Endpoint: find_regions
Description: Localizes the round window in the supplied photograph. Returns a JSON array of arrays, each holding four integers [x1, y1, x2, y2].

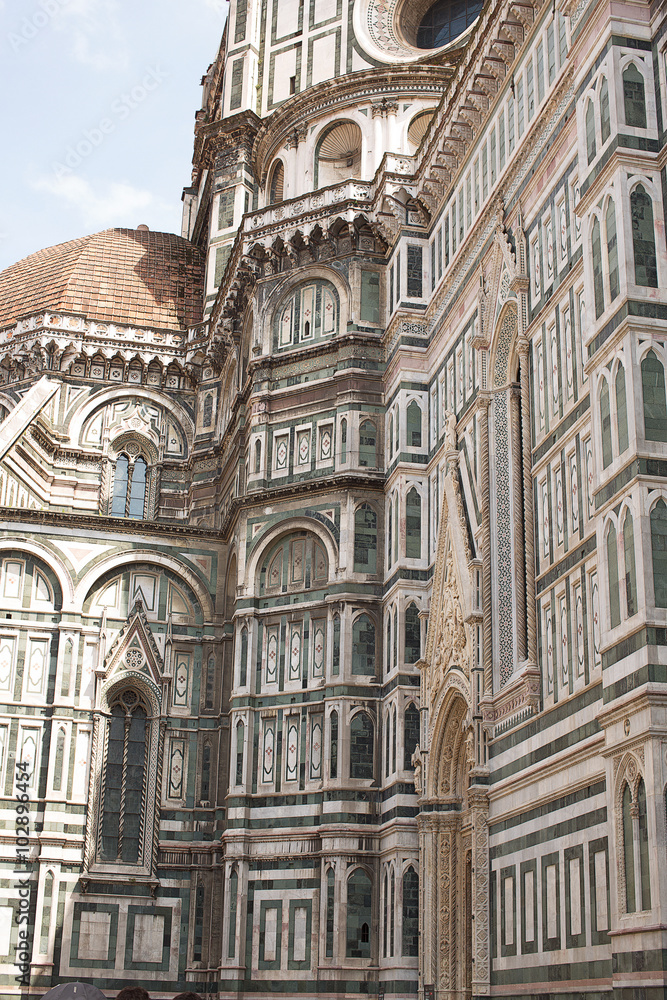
[[415, 0, 484, 49]]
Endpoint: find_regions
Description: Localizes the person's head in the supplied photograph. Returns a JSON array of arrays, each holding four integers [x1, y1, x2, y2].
[[174, 994, 204, 1000], [116, 989, 150, 1000]]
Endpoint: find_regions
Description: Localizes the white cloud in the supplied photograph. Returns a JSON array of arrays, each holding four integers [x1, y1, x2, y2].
[[31, 174, 172, 231], [53, 0, 129, 71]]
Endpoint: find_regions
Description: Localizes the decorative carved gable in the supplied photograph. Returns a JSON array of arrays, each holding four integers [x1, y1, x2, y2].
[[102, 598, 164, 688], [422, 461, 474, 714]]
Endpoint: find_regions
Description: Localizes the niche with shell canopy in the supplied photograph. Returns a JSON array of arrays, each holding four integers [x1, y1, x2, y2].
[[315, 121, 363, 188]]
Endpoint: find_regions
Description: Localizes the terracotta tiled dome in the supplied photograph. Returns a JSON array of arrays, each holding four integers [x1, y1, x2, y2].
[[0, 228, 205, 332]]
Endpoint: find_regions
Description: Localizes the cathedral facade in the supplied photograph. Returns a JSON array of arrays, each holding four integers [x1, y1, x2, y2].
[[1, 0, 667, 997]]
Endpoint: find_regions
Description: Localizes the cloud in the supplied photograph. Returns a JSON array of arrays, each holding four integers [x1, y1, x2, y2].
[[53, 0, 129, 71], [31, 173, 172, 231]]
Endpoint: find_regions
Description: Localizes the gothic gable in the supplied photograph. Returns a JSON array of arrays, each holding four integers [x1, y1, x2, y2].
[[102, 598, 164, 691]]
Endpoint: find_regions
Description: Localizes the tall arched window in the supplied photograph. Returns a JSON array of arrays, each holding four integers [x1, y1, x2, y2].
[[354, 504, 377, 573], [631, 186, 658, 288], [600, 77, 610, 144], [326, 868, 335, 957], [623, 63, 647, 128], [600, 380, 613, 469], [392, 705, 397, 774], [407, 401, 422, 448], [111, 454, 148, 519], [340, 418, 348, 462], [404, 704, 419, 771], [623, 782, 636, 912], [388, 414, 394, 457], [383, 869, 389, 957], [350, 712, 374, 778], [269, 160, 285, 205], [388, 501, 393, 567], [607, 523, 620, 628], [39, 870, 54, 954], [623, 511, 637, 618], [228, 869, 238, 959], [385, 711, 391, 778], [352, 614, 376, 675], [254, 440, 262, 474], [406, 489, 422, 558], [200, 742, 211, 802], [359, 420, 377, 468], [586, 100, 596, 164], [592, 217, 604, 318], [393, 494, 399, 562], [240, 627, 248, 687], [53, 727, 66, 792], [386, 613, 392, 673], [637, 778, 651, 910], [651, 499, 667, 607], [332, 614, 341, 675], [330, 710, 338, 778], [402, 867, 419, 956], [616, 365, 629, 454], [235, 721, 245, 785], [404, 603, 421, 664], [346, 869, 372, 958], [606, 199, 619, 302], [642, 351, 667, 442], [99, 689, 148, 864]]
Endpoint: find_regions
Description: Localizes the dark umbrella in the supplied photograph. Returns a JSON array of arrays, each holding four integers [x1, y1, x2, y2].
[[41, 985, 107, 1000]]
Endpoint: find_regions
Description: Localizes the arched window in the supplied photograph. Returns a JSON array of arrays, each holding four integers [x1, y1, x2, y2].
[[642, 351, 667, 442], [359, 420, 377, 468], [637, 777, 651, 910], [600, 379, 613, 469], [392, 706, 397, 774], [607, 523, 620, 628], [354, 504, 377, 574], [347, 869, 372, 958], [53, 727, 66, 792], [111, 454, 148, 519], [254, 440, 262, 474], [39, 870, 54, 954], [631, 186, 658, 288], [407, 401, 422, 448], [330, 710, 338, 778], [383, 869, 389, 957], [200, 742, 211, 802], [393, 494, 399, 562], [386, 614, 392, 673], [616, 365, 629, 454], [388, 414, 394, 457], [585, 100, 596, 164], [341, 418, 348, 462], [393, 607, 398, 669], [275, 281, 339, 349], [240, 627, 248, 687], [259, 533, 329, 595], [203, 394, 213, 428], [404, 603, 421, 664], [332, 614, 341, 675], [600, 77, 610, 144], [205, 655, 215, 710], [390, 868, 395, 957], [316, 121, 362, 188], [592, 217, 604, 319], [269, 160, 285, 205], [406, 488, 422, 558], [388, 501, 393, 567], [350, 711, 374, 778], [326, 868, 335, 957], [228, 869, 238, 959], [193, 882, 205, 962], [99, 689, 148, 864], [623, 782, 636, 912], [352, 614, 376, 674], [235, 721, 245, 785], [606, 199, 619, 302], [402, 867, 419, 956], [404, 704, 419, 771], [651, 499, 667, 607], [623, 511, 637, 618], [623, 63, 647, 128], [385, 711, 391, 778]]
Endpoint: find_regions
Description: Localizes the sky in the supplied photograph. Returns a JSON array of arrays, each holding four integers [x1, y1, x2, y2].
[[0, 0, 228, 271]]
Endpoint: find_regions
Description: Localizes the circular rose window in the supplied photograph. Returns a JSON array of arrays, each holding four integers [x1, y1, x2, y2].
[[415, 0, 484, 48]]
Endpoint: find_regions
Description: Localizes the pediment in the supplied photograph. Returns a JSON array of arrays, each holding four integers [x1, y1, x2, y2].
[[103, 598, 164, 685]]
